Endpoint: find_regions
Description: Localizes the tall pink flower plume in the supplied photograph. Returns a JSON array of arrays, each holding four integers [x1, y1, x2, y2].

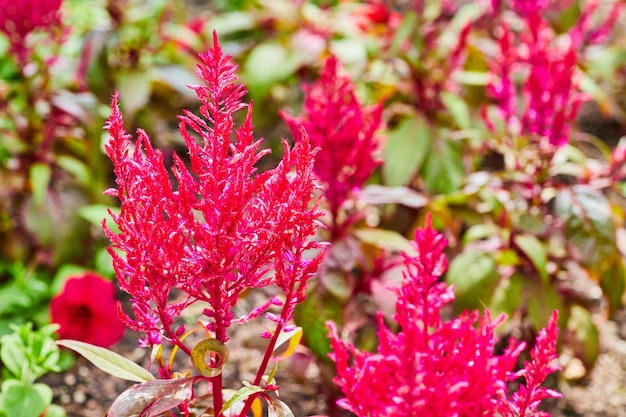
[[0, 0, 63, 61], [328, 214, 561, 416], [103, 32, 325, 348], [488, 10, 582, 147], [281, 56, 383, 235]]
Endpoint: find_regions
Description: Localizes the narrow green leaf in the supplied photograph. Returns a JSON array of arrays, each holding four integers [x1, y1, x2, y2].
[[354, 228, 415, 254], [78, 204, 120, 233], [450, 70, 489, 85], [514, 234, 548, 284], [56, 340, 154, 382], [29, 163, 51, 207], [441, 92, 472, 130], [221, 386, 264, 414], [390, 11, 417, 56], [567, 305, 600, 369], [527, 278, 563, 334]]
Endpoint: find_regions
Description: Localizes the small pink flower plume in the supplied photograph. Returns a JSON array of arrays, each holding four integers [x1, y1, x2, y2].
[[487, 9, 583, 147], [0, 0, 63, 61], [103, 32, 325, 347], [281, 56, 384, 234], [328, 214, 561, 417]]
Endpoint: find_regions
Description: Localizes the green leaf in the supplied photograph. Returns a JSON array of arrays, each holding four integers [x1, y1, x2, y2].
[[383, 113, 431, 187], [555, 186, 617, 269], [353, 228, 415, 254], [1, 381, 51, 417], [294, 287, 343, 361], [450, 70, 489, 85], [360, 185, 428, 208], [421, 136, 465, 195], [117, 70, 152, 121], [447, 251, 499, 312], [489, 271, 525, 318], [514, 234, 548, 284], [242, 42, 300, 99], [43, 404, 66, 417], [78, 204, 120, 233], [527, 278, 563, 333], [0, 336, 28, 379], [567, 305, 600, 369], [462, 224, 499, 244], [29, 163, 51, 207], [390, 11, 417, 56], [600, 259, 626, 315], [441, 92, 471, 129], [267, 398, 295, 417], [56, 340, 154, 382], [221, 386, 264, 414], [108, 378, 196, 417], [56, 156, 91, 186]]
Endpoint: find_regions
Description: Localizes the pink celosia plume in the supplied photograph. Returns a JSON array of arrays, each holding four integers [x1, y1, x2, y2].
[[0, 0, 63, 61], [328, 215, 561, 416], [281, 56, 384, 235], [103, 32, 325, 349], [487, 8, 582, 147]]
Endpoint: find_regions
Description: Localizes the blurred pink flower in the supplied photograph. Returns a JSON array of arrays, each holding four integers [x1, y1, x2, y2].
[[0, 0, 63, 61], [281, 56, 383, 236], [51, 272, 125, 347]]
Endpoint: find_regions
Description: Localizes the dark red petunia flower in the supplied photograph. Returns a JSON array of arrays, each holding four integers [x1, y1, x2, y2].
[[50, 272, 125, 348]]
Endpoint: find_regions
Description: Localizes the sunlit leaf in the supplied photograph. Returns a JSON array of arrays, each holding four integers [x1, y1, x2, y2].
[[221, 386, 264, 415], [117, 70, 152, 121], [360, 185, 429, 208], [354, 228, 415, 254], [441, 92, 472, 130], [567, 305, 600, 369], [56, 340, 154, 382], [514, 234, 548, 284], [421, 135, 464, 195], [447, 251, 499, 312], [29, 163, 50, 207]]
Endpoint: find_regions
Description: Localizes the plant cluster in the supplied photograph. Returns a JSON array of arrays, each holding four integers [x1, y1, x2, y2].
[[0, 0, 625, 415], [53, 33, 561, 417]]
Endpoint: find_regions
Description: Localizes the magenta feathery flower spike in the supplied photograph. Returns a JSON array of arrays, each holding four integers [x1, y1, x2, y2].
[[328, 214, 560, 416], [104, 32, 325, 349], [499, 310, 562, 417], [488, 9, 581, 147], [281, 56, 384, 235]]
